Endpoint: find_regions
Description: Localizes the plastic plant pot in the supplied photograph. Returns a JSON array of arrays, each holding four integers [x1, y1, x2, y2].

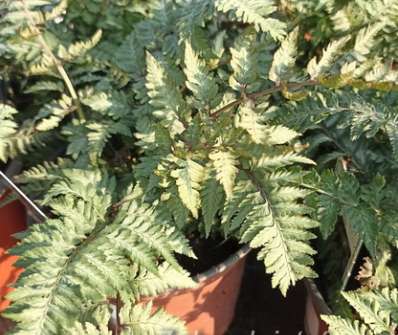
[[304, 279, 331, 335], [0, 191, 27, 334]]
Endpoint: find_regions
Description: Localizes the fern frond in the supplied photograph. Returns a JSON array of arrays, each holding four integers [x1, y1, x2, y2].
[[57, 30, 102, 62], [0, 104, 18, 162], [69, 322, 111, 335], [229, 32, 260, 92], [170, 159, 205, 218], [269, 27, 299, 83], [307, 36, 351, 79], [25, 80, 64, 93], [215, 0, 286, 40], [322, 315, 372, 335], [235, 104, 299, 145], [201, 170, 224, 237], [5, 171, 193, 334], [183, 41, 219, 109], [0, 104, 48, 162], [35, 94, 73, 131], [119, 302, 188, 335], [366, 288, 398, 322], [342, 290, 393, 334], [209, 149, 239, 199], [354, 23, 385, 61], [385, 121, 398, 161], [255, 151, 315, 169], [235, 175, 318, 295], [145, 53, 186, 137], [323, 288, 398, 335]]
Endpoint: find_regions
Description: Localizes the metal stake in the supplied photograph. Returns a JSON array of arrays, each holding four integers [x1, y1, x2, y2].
[[0, 170, 47, 222]]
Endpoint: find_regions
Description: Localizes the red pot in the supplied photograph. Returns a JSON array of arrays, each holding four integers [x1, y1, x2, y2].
[[0, 191, 27, 334], [304, 279, 331, 335]]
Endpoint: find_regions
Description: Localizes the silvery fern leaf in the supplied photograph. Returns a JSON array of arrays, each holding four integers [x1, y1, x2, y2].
[[183, 41, 219, 109], [269, 27, 299, 83], [322, 315, 373, 335], [170, 159, 205, 218], [0, 104, 18, 162], [4, 170, 193, 334], [307, 36, 351, 79], [209, 149, 239, 199], [145, 53, 187, 137], [119, 302, 188, 335], [215, 0, 286, 40]]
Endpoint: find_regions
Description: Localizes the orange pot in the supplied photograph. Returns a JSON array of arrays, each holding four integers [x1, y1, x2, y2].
[[142, 246, 250, 335], [304, 279, 331, 335]]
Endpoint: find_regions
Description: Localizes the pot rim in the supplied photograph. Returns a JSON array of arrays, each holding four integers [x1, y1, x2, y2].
[[193, 244, 250, 284], [141, 244, 251, 301]]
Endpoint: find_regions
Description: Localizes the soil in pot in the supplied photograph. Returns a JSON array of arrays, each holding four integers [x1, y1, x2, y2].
[[227, 253, 307, 334], [176, 235, 240, 275]]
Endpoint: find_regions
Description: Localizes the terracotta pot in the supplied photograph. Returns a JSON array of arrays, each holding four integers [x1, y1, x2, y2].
[[141, 245, 250, 335], [304, 279, 331, 335], [0, 191, 27, 334]]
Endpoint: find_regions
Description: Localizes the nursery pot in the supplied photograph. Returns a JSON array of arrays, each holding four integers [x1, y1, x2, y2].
[[0, 191, 27, 334], [141, 245, 250, 335], [304, 279, 331, 335]]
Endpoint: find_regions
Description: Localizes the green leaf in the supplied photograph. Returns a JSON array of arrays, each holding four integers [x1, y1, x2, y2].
[[170, 159, 205, 218], [322, 315, 372, 335], [307, 36, 350, 79], [343, 206, 378, 257], [317, 195, 339, 240], [354, 23, 385, 60], [269, 27, 299, 83], [256, 151, 315, 169], [184, 41, 219, 109], [0, 104, 18, 162], [342, 290, 393, 334], [236, 105, 299, 145], [209, 149, 239, 199], [5, 171, 193, 334], [119, 302, 188, 335], [35, 94, 73, 131], [215, 0, 286, 40], [201, 170, 224, 237], [145, 53, 186, 137], [57, 30, 102, 62], [229, 31, 260, 92]]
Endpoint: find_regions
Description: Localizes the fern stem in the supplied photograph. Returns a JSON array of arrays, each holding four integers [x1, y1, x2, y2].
[[20, 0, 86, 122], [210, 80, 318, 118], [115, 293, 121, 335]]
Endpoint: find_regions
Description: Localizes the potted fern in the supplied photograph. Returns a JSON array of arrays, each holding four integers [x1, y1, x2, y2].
[[1, 1, 315, 333], [1, 1, 398, 335]]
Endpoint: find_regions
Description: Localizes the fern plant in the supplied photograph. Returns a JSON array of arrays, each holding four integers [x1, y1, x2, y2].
[[2, 0, 398, 334]]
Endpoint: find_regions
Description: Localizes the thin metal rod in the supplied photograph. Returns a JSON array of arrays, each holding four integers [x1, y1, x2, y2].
[[0, 170, 47, 222], [341, 239, 363, 292]]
